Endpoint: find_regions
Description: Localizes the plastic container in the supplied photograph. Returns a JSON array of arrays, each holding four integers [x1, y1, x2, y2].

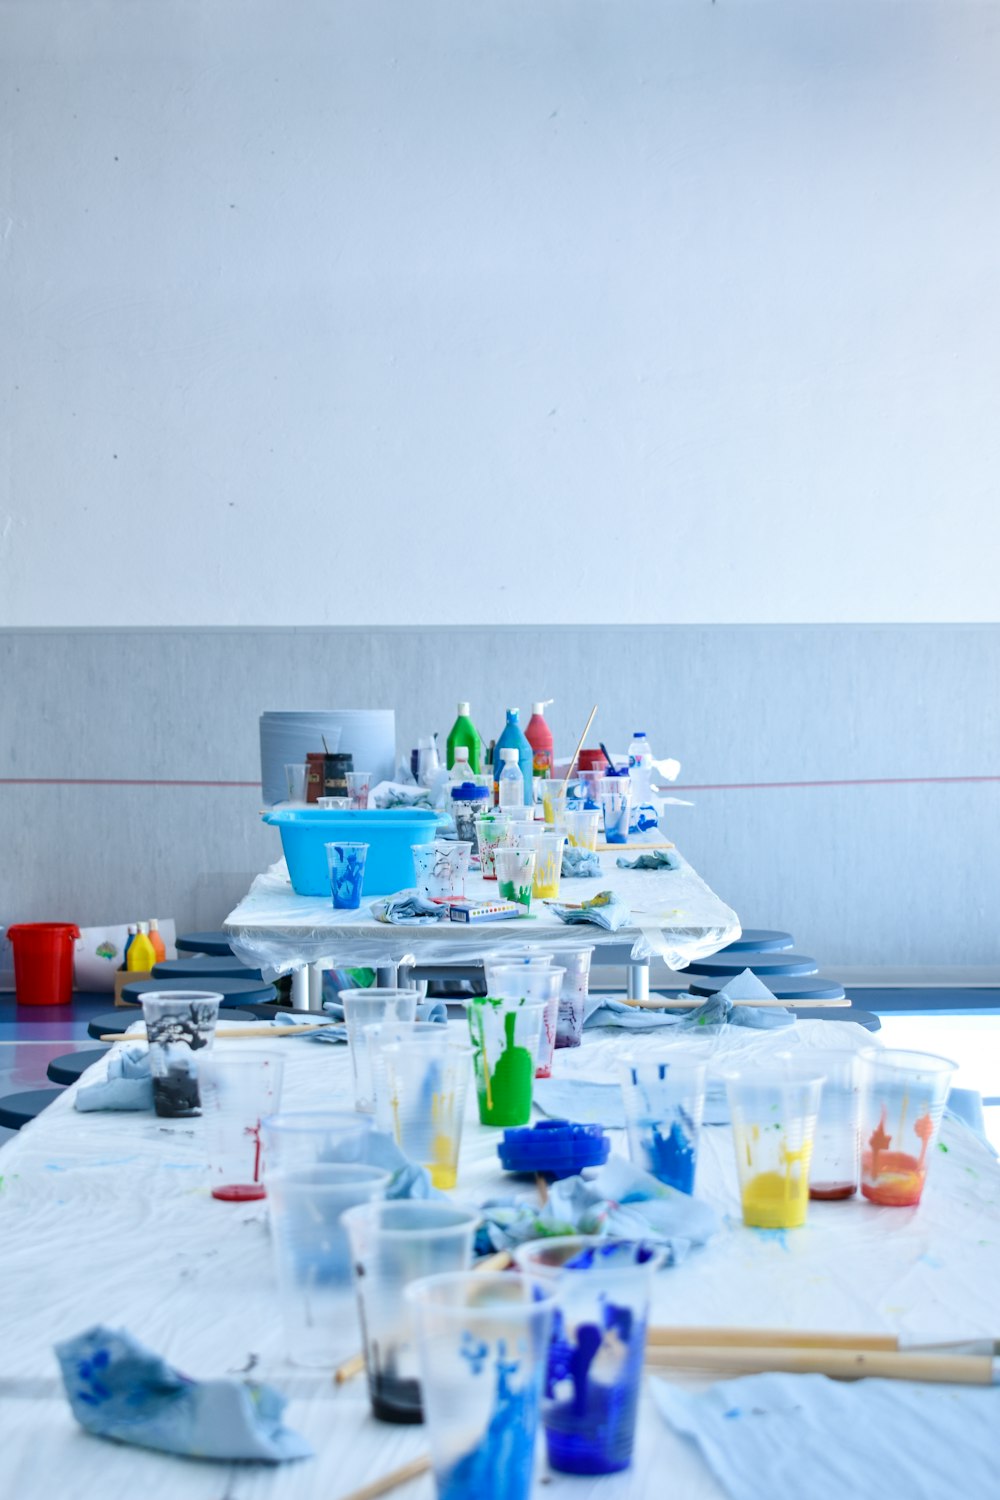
[[498, 1120, 610, 1179], [724, 1063, 824, 1229], [127, 923, 156, 973], [858, 1047, 955, 1207], [147, 919, 167, 964], [498, 747, 524, 810], [525, 701, 555, 779], [451, 782, 491, 844], [7, 923, 81, 1006], [446, 703, 483, 774], [808, 1050, 862, 1200], [261, 807, 439, 897], [492, 709, 532, 806], [618, 1051, 707, 1193]]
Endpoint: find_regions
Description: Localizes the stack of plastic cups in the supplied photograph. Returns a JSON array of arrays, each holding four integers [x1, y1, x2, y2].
[[808, 1050, 863, 1200], [486, 961, 566, 1080], [858, 1047, 956, 1207], [512, 1238, 663, 1476], [379, 1033, 474, 1189], [467, 994, 547, 1126], [344, 1202, 480, 1424], [724, 1063, 825, 1229], [405, 1272, 556, 1500], [618, 1051, 707, 1193], [554, 946, 594, 1048], [339, 987, 418, 1113]]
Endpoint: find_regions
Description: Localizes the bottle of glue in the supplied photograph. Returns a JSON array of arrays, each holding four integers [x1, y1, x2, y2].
[[525, 701, 554, 780]]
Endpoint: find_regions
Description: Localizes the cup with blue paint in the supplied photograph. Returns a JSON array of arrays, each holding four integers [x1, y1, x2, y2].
[[617, 1050, 708, 1194], [325, 841, 369, 909], [599, 778, 631, 845], [405, 1271, 556, 1500], [511, 1237, 663, 1476]]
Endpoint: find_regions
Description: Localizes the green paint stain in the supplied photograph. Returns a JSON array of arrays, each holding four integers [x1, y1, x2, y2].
[[938, 1142, 949, 1153]]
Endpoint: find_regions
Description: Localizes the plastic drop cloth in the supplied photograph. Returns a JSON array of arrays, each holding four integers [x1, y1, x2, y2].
[[224, 851, 740, 978]]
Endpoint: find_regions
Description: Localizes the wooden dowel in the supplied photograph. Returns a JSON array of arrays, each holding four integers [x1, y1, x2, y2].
[[645, 1345, 996, 1385], [564, 704, 598, 787], [647, 1327, 899, 1352], [620, 997, 850, 1011], [99, 1023, 336, 1043], [337, 1454, 432, 1500]]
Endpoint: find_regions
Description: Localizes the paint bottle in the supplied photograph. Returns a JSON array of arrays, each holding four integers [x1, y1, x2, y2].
[[492, 709, 532, 806], [525, 700, 554, 780], [498, 748, 524, 811], [126, 922, 156, 973], [120, 924, 137, 971], [147, 918, 167, 964], [449, 746, 472, 782], [446, 703, 483, 774]]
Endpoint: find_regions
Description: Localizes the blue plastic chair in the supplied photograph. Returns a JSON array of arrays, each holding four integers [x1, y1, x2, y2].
[[0, 1088, 63, 1130], [685, 951, 819, 979], [47, 1048, 110, 1085], [688, 974, 845, 1001], [174, 931, 234, 957], [719, 929, 794, 954]]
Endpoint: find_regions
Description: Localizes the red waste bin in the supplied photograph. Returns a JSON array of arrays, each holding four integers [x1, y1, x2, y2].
[[6, 923, 81, 1006]]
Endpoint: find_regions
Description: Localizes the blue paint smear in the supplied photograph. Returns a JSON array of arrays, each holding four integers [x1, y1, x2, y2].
[[542, 1301, 646, 1475], [640, 1117, 696, 1194], [752, 1228, 790, 1251], [438, 1342, 538, 1500]]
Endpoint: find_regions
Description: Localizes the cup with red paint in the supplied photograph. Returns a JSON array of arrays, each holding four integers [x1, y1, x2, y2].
[[808, 1049, 862, 1200], [200, 1051, 285, 1201], [858, 1048, 956, 1207]]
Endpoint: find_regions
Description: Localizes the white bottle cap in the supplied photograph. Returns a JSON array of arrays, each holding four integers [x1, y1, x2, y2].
[[501, 747, 519, 763], [532, 700, 553, 715], [457, 701, 470, 715], [149, 918, 159, 931], [127, 924, 137, 935], [455, 747, 470, 761], [138, 921, 149, 934]]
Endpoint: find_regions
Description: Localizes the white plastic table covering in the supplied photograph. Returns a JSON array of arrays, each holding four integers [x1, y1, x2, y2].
[[2, 1020, 999, 1500], [223, 849, 741, 977]]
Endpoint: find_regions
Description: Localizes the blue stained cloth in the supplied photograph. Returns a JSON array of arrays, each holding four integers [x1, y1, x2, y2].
[[549, 891, 632, 932], [615, 849, 680, 871], [583, 990, 793, 1033], [650, 1373, 1000, 1500], [476, 1156, 717, 1262], [56, 1326, 311, 1464], [370, 889, 444, 924], [75, 1048, 154, 1113], [561, 848, 603, 879]]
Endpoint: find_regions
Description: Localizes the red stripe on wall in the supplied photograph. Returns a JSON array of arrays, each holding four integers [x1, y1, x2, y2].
[[0, 775, 997, 791]]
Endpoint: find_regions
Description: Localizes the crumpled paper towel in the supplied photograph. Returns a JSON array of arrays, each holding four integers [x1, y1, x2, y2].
[[56, 1326, 311, 1463], [561, 847, 603, 879], [75, 1048, 153, 1113], [615, 849, 680, 871], [548, 890, 632, 931], [370, 889, 444, 925]]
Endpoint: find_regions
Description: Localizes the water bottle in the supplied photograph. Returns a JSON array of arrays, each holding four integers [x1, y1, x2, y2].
[[498, 748, 524, 810], [627, 731, 654, 807]]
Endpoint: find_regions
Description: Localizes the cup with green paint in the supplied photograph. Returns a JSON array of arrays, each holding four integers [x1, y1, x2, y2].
[[467, 994, 547, 1126], [494, 846, 536, 916]]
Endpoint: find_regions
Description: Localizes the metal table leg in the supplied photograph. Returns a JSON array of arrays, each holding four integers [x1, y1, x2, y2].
[[376, 963, 398, 987], [626, 958, 650, 1002], [290, 966, 309, 1012], [308, 961, 326, 1012]]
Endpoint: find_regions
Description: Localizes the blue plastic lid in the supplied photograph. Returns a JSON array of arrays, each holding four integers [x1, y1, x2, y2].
[[451, 783, 490, 801], [497, 1119, 610, 1179]]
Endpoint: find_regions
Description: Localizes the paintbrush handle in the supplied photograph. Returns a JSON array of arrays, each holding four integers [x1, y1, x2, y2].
[[565, 704, 598, 785], [98, 1024, 334, 1043], [645, 1346, 997, 1384], [337, 1454, 431, 1500], [647, 1327, 899, 1351]]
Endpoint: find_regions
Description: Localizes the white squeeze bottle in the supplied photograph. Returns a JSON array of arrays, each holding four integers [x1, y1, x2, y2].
[[498, 747, 523, 810], [628, 731, 654, 806]]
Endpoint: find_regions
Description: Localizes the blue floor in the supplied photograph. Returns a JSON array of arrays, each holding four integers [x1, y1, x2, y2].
[[0, 992, 112, 1146]]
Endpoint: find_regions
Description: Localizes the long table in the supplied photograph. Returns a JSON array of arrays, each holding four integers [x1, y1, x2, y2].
[[223, 847, 742, 1008], [2, 1015, 999, 1498]]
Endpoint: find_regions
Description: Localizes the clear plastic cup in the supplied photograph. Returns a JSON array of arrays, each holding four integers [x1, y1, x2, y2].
[[564, 809, 601, 851], [338, 988, 418, 1113], [138, 991, 222, 1118], [380, 1034, 474, 1190], [524, 830, 565, 900], [325, 841, 369, 910], [200, 1051, 285, 1201], [576, 769, 603, 809], [541, 779, 570, 828], [261, 1110, 373, 1175], [344, 1201, 481, 1424], [599, 779, 631, 845], [366, 1020, 451, 1132], [618, 1051, 707, 1194], [475, 814, 513, 881], [512, 1237, 663, 1476], [487, 963, 566, 1080], [555, 946, 594, 1049], [412, 841, 472, 901], [858, 1047, 956, 1207], [284, 762, 308, 802], [317, 795, 350, 809], [344, 770, 373, 809], [808, 1049, 863, 1200], [267, 1163, 391, 1366], [724, 1064, 825, 1229], [505, 805, 537, 824], [494, 847, 536, 915], [467, 995, 547, 1125], [405, 1272, 556, 1500]]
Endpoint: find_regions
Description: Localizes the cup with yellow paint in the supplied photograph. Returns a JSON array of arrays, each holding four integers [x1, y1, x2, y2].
[[723, 1063, 825, 1229], [379, 1033, 473, 1190]]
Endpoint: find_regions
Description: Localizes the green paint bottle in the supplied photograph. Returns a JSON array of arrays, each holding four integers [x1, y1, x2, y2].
[[446, 702, 483, 774]]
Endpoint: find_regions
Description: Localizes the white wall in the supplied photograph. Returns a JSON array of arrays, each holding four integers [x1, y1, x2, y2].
[[2, 0, 999, 627]]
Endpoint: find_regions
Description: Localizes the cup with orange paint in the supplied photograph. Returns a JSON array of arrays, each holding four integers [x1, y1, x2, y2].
[[858, 1048, 956, 1207]]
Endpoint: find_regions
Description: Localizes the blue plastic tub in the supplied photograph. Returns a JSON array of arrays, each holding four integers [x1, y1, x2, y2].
[[262, 808, 441, 898]]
